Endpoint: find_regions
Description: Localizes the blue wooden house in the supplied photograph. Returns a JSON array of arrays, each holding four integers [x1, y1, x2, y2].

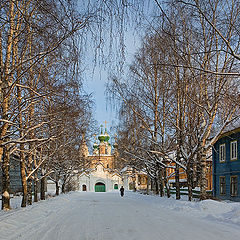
[[212, 126, 240, 201], [0, 156, 22, 194]]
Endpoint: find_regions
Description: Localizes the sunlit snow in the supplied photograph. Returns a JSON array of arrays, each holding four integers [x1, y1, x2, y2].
[[0, 191, 239, 240]]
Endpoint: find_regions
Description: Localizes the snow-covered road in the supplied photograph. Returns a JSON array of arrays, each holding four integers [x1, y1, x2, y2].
[[0, 191, 239, 240]]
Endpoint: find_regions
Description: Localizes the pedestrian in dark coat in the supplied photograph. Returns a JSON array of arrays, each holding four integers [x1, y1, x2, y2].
[[120, 186, 124, 197]]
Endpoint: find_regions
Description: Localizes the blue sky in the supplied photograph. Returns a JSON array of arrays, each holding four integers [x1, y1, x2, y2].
[[84, 32, 140, 136], [77, 1, 157, 138]]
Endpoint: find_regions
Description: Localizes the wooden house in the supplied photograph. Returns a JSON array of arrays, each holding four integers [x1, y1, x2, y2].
[[212, 126, 240, 201], [0, 155, 22, 194]]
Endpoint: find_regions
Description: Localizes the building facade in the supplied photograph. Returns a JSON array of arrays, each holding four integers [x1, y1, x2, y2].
[[213, 127, 240, 201], [121, 166, 149, 191], [0, 156, 22, 194], [78, 126, 123, 192]]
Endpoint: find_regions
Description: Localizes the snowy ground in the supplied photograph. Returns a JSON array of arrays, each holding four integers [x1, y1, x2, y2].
[[0, 191, 240, 240]]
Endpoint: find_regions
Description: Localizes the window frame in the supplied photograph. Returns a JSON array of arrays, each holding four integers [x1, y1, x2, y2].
[[230, 140, 237, 161], [230, 176, 238, 197], [219, 176, 226, 195], [219, 144, 226, 163]]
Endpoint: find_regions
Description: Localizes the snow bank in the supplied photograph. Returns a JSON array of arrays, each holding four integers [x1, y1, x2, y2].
[[127, 191, 240, 226]]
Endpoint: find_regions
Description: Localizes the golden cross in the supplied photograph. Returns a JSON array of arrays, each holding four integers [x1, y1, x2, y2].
[[104, 120, 108, 129]]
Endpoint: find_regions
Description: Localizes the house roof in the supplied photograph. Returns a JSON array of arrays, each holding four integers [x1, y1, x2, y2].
[[218, 125, 240, 140], [210, 118, 240, 141]]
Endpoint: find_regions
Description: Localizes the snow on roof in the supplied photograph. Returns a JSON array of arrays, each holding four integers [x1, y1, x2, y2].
[[121, 165, 132, 172], [223, 119, 240, 133]]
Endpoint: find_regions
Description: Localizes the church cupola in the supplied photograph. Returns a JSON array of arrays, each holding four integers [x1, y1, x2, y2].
[[98, 125, 106, 142], [94, 122, 113, 155], [104, 128, 110, 142]]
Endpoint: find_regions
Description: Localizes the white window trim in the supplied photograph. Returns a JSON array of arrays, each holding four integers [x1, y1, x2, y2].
[[230, 140, 237, 161], [219, 144, 226, 162]]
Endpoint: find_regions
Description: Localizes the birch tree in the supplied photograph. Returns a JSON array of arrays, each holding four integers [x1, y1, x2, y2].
[[0, 0, 92, 209]]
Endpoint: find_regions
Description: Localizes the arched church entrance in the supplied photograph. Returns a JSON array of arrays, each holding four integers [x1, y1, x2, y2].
[[95, 182, 106, 192], [82, 185, 87, 191], [114, 184, 118, 189]]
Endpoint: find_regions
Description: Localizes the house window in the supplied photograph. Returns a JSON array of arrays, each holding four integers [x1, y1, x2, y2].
[[230, 176, 238, 196], [219, 144, 226, 162], [230, 141, 237, 161], [219, 176, 226, 195]]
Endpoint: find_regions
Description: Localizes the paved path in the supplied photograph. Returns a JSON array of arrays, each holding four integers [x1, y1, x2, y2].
[[0, 191, 239, 240]]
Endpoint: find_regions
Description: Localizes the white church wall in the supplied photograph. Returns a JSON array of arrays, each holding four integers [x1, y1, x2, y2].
[[78, 174, 90, 191], [78, 170, 124, 192]]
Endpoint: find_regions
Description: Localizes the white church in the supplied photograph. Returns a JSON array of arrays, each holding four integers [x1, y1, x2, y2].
[[78, 125, 125, 192]]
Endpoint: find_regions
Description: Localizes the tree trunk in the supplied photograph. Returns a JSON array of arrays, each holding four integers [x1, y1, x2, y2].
[[175, 164, 180, 200], [62, 183, 65, 194], [163, 168, 170, 198], [175, 146, 181, 199], [18, 87, 27, 207], [20, 147, 28, 207], [132, 168, 136, 192], [200, 147, 207, 200], [34, 178, 38, 202], [188, 182, 193, 202], [133, 178, 136, 192], [154, 176, 159, 195], [187, 164, 193, 201], [27, 178, 32, 205], [56, 181, 60, 196], [0, 0, 15, 211], [33, 148, 38, 203], [159, 169, 164, 197], [41, 177, 45, 200], [1, 145, 11, 210], [146, 174, 150, 195]]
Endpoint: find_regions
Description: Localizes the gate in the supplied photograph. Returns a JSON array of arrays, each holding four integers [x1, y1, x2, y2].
[[95, 182, 106, 192]]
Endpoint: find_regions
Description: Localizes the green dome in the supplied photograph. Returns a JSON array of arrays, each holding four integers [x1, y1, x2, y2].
[[98, 134, 106, 142], [93, 143, 98, 149], [104, 135, 110, 142], [104, 128, 110, 142]]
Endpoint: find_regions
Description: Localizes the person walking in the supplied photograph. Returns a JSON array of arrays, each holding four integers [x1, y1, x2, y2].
[[120, 186, 124, 197]]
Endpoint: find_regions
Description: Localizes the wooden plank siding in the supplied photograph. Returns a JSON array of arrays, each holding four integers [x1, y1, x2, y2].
[[213, 129, 240, 201], [0, 156, 22, 194]]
